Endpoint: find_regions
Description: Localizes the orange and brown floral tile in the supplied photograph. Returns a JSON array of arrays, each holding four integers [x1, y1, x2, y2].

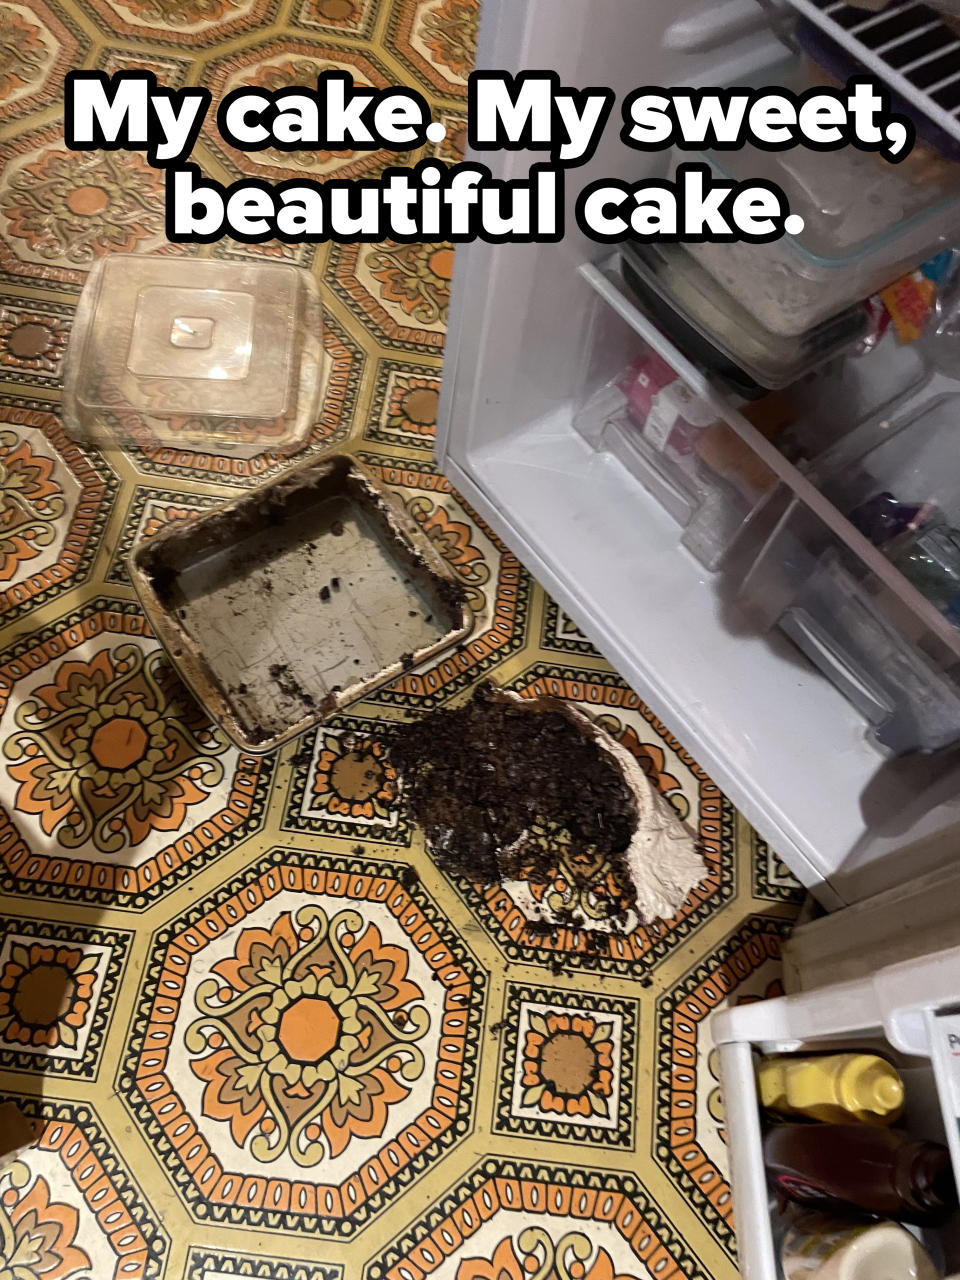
[[0, 1, 87, 123], [0, 301, 74, 388], [0, 916, 131, 1078], [0, 597, 274, 908], [0, 3, 804, 1278], [328, 238, 452, 351], [366, 359, 441, 447], [72, 0, 280, 47], [654, 916, 793, 1258], [119, 847, 485, 1238], [95, 47, 196, 89], [0, 403, 117, 622], [291, 0, 380, 39], [200, 40, 401, 185], [0, 1096, 169, 1277], [0, 123, 177, 287], [385, 0, 477, 98]]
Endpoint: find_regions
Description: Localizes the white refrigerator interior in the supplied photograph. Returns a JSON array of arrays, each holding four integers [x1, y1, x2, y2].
[[436, 0, 960, 909]]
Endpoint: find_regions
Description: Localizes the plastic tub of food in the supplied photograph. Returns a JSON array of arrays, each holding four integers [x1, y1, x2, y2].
[[63, 253, 323, 456], [129, 454, 473, 751], [673, 132, 960, 336], [621, 239, 870, 392]]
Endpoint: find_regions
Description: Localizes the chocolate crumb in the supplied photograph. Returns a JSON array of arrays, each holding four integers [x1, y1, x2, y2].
[[330, 520, 344, 536], [388, 683, 639, 920], [320, 585, 330, 602]]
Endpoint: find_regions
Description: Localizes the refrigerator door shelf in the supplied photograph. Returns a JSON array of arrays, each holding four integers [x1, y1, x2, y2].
[[713, 943, 960, 1280]]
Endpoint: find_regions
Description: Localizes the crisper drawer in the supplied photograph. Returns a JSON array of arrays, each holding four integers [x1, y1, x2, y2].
[[573, 328, 782, 574], [579, 255, 960, 756], [741, 510, 960, 756]]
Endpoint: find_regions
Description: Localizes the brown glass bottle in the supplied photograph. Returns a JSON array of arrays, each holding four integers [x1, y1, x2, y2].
[[764, 1123, 958, 1226]]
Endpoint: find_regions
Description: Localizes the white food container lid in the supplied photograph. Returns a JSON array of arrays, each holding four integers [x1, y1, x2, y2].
[[63, 253, 323, 455]]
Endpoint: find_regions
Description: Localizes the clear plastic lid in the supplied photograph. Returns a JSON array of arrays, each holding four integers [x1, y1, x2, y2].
[[63, 254, 322, 454], [622, 240, 868, 389]]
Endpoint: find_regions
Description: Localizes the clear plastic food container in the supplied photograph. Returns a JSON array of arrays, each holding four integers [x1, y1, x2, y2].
[[622, 239, 869, 392], [816, 394, 960, 542], [63, 254, 323, 456], [739, 395, 960, 754], [574, 278, 782, 571], [673, 137, 960, 336]]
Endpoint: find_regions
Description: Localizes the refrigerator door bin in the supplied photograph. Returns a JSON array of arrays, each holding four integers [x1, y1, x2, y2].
[[712, 942, 960, 1280]]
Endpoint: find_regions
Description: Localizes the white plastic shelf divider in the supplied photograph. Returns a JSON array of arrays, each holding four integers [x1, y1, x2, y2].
[[785, 0, 960, 145]]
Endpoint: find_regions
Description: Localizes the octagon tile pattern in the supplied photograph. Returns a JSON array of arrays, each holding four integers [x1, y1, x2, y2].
[[365, 1161, 704, 1280], [74, 0, 281, 47], [654, 916, 793, 1257], [0, 2, 805, 1278], [0, 598, 274, 908], [0, 402, 117, 622], [0, 1095, 169, 1279], [201, 41, 402, 184], [0, 0, 87, 122], [120, 848, 484, 1237]]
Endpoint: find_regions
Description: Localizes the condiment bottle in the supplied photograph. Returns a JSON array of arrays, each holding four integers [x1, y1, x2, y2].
[[780, 1212, 939, 1280], [758, 1053, 905, 1125], [764, 1124, 957, 1225]]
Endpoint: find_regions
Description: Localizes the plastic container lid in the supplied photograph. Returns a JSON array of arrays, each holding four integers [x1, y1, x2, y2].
[[63, 254, 323, 455], [621, 239, 869, 390]]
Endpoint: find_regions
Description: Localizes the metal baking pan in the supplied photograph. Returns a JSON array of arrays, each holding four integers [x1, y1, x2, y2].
[[130, 453, 473, 752]]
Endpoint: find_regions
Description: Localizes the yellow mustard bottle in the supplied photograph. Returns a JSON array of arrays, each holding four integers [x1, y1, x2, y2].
[[758, 1053, 905, 1126]]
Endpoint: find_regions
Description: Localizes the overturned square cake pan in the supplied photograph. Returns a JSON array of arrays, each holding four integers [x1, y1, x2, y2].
[[130, 453, 473, 752]]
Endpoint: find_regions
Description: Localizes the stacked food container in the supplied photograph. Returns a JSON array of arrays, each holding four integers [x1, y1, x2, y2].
[[574, 35, 960, 757]]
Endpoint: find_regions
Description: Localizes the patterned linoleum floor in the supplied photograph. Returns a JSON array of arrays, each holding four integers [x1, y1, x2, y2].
[[0, 2, 806, 1277]]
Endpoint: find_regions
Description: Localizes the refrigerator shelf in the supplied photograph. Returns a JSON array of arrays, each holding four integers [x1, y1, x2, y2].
[[581, 254, 960, 665], [785, 0, 960, 146]]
